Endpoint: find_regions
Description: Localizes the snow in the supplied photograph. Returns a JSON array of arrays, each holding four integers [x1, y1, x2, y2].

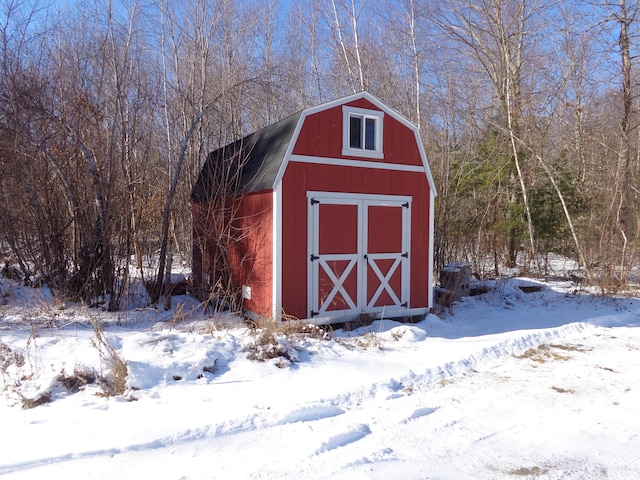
[[1, 274, 639, 479]]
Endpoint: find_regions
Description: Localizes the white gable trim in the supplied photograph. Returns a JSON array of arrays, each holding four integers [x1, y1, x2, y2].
[[272, 91, 437, 197]]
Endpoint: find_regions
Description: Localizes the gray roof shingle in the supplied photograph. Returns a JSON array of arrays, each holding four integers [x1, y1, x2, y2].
[[191, 112, 302, 202]]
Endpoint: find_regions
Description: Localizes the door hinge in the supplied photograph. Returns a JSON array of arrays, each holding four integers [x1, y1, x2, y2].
[[310, 310, 318, 318], [403, 202, 409, 208], [401, 302, 408, 308], [401, 252, 408, 258], [310, 198, 319, 205], [310, 254, 319, 261]]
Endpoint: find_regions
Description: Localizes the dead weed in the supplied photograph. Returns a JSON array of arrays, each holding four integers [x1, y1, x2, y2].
[[89, 313, 128, 396], [515, 344, 573, 363], [551, 386, 575, 394], [508, 466, 547, 476], [244, 319, 330, 366], [57, 366, 97, 393]]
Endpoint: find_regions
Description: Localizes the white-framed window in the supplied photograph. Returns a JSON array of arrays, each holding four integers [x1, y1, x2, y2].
[[342, 106, 384, 159]]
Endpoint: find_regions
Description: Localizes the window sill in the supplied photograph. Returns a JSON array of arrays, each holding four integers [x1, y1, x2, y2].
[[341, 149, 384, 160]]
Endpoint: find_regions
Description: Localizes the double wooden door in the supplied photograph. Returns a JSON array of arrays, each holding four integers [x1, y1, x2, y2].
[[308, 192, 411, 320]]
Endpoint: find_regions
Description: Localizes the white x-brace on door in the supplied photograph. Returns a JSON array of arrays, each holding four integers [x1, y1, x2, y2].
[[307, 192, 411, 320]]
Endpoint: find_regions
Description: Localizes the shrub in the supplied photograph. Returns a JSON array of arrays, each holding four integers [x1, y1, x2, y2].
[[57, 365, 97, 393], [0, 339, 25, 376], [244, 319, 329, 367], [88, 314, 128, 396], [20, 392, 52, 410]]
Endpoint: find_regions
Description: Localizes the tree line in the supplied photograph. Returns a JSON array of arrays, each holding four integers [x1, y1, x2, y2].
[[0, 0, 638, 309]]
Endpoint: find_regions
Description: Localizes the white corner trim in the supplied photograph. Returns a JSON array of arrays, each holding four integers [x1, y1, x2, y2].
[[272, 184, 283, 320], [414, 129, 437, 198], [428, 189, 435, 308]]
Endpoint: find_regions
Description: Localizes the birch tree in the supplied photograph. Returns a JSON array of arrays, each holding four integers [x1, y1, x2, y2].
[[150, 0, 261, 305], [609, 0, 639, 277], [433, 0, 553, 272]]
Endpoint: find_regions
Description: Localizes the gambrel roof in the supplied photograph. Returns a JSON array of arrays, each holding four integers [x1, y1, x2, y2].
[[191, 112, 302, 202], [191, 91, 436, 203]]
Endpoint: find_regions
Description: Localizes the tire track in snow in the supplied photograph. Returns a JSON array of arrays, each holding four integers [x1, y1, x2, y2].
[[400, 322, 592, 391], [314, 423, 372, 454], [277, 405, 344, 425], [0, 321, 596, 477], [401, 406, 438, 423]]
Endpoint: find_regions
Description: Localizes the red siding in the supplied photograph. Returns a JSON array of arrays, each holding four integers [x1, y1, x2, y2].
[[293, 100, 423, 167], [193, 191, 273, 317], [233, 191, 274, 317], [293, 106, 342, 158], [281, 163, 431, 320]]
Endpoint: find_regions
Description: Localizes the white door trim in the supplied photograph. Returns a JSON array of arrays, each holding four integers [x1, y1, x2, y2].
[[307, 191, 411, 321]]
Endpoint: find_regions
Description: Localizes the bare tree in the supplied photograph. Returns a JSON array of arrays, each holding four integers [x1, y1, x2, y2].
[[608, 0, 639, 277], [431, 0, 555, 272], [150, 0, 264, 305], [381, 0, 424, 127]]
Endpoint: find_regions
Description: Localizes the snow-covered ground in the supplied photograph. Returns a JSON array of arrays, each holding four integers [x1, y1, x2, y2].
[[1, 275, 639, 479]]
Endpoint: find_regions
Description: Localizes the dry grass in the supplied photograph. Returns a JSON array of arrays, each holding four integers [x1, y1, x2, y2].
[[88, 313, 128, 396], [20, 391, 52, 409], [249, 317, 329, 337], [0, 338, 25, 374], [0, 338, 26, 394], [20, 366, 97, 409], [548, 343, 592, 353], [168, 302, 188, 328], [508, 466, 547, 476], [438, 378, 454, 387], [196, 319, 237, 335], [353, 331, 384, 350], [16, 365, 98, 409], [515, 344, 572, 363], [244, 318, 329, 366], [551, 385, 575, 394], [57, 365, 97, 393]]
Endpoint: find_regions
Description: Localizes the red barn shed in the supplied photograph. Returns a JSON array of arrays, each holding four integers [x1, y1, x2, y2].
[[191, 92, 436, 324]]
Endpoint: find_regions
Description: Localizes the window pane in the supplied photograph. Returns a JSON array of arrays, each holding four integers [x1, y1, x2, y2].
[[349, 115, 362, 149], [365, 118, 376, 150]]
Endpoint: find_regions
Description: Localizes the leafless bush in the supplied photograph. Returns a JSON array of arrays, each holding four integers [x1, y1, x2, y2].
[[0, 279, 11, 304], [57, 365, 97, 393], [20, 392, 52, 410], [168, 302, 188, 328], [0, 339, 26, 385], [244, 319, 330, 367], [199, 278, 237, 315], [88, 314, 128, 396], [353, 332, 384, 350]]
